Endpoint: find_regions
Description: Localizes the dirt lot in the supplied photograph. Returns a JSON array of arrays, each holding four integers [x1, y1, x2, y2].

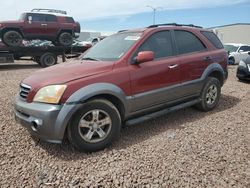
[[0, 61, 249, 187]]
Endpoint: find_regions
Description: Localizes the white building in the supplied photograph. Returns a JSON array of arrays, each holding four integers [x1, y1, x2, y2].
[[210, 23, 250, 45]]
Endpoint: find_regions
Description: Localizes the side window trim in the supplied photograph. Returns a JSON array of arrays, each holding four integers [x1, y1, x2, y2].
[[130, 30, 177, 64], [173, 30, 208, 56]]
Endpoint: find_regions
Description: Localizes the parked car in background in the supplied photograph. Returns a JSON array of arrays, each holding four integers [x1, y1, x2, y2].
[[72, 40, 92, 48], [224, 43, 250, 64], [0, 9, 80, 47], [14, 23, 228, 152], [91, 36, 106, 45], [237, 53, 250, 81]]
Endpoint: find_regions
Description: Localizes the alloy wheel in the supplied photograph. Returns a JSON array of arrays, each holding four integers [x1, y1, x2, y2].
[[78, 109, 112, 143], [206, 84, 218, 105]]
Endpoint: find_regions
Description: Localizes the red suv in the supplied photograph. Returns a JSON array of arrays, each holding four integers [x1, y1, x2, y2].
[[0, 9, 80, 47], [14, 23, 228, 152]]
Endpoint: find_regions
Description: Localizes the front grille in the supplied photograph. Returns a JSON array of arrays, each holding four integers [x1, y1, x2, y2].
[[19, 83, 31, 100]]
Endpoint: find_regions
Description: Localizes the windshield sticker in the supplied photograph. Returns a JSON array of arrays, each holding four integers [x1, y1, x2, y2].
[[125, 36, 141, 41]]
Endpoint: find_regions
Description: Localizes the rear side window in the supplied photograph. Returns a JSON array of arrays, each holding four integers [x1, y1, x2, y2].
[[136, 31, 174, 59], [65, 17, 75, 23], [239, 46, 250, 52], [175, 30, 206, 55], [201, 31, 224, 49], [46, 15, 57, 22]]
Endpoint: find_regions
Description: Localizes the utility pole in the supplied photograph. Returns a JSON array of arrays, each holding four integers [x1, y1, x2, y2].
[[147, 5, 163, 25]]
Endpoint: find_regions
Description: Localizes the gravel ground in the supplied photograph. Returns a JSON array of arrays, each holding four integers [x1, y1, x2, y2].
[[0, 62, 249, 187]]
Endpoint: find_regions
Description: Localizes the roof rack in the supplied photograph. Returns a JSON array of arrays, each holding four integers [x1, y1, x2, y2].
[[31, 9, 67, 15], [147, 23, 203, 29], [118, 30, 128, 33]]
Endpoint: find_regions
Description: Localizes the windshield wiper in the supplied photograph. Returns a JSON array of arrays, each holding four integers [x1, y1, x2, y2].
[[82, 57, 100, 61]]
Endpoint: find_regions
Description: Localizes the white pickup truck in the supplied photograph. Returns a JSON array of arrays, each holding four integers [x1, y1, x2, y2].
[[224, 43, 250, 64]]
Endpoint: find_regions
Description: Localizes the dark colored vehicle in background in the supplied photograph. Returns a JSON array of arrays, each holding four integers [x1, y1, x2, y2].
[[0, 9, 80, 47], [14, 23, 228, 152], [237, 52, 250, 81]]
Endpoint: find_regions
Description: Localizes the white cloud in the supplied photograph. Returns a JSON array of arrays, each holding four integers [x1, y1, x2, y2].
[[0, 0, 248, 21]]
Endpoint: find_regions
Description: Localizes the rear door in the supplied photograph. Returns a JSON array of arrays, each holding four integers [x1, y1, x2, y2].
[[44, 15, 59, 37], [173, 30, 209, 96], [129, 30, 181, 111]]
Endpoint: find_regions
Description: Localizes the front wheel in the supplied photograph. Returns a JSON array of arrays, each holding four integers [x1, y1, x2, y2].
[[2, 30, 23, 47], [229, 57, 235, 65], [67, 99, 121, 152], [195, 77, 221, 112]]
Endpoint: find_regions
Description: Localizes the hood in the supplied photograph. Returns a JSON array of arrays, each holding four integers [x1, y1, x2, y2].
[[0, 20, 23, 26], [23, 60, 115, 90]]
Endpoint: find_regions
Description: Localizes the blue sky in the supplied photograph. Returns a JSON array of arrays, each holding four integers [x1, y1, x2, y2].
[[82, 2, 250, 33], [0, 0, 249, 35]]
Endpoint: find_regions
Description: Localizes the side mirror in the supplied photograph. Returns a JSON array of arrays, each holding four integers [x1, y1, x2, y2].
[[28, 16, 32, 24], [135, 51, 154, 64]]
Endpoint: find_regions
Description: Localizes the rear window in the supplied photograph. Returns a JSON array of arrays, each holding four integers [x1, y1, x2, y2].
[[201, 31, 224, 49], [46, 15, 57, 22], [175, 30, 206, 55], [64, 17, 75, 23]]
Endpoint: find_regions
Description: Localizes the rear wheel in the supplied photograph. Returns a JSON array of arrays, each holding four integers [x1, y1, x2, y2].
[[67, 99, 121, 152], [58, 32, 73, 46], [2, 30, 23, 47], [195, 77, 221, 112], [39, 53, 57, 68]]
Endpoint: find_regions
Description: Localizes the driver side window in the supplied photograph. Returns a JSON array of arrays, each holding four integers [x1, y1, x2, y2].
[[136, 31, 174, 60], [27, 14, 45, 22]]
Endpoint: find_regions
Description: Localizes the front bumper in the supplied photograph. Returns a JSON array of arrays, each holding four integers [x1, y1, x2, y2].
[[14, 96, 63, 143], [237, 66, 250, 80]]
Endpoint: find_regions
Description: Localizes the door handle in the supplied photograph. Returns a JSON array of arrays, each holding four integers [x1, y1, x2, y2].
[[204, 56, 213, 62], [41, 24, 47, 26], [168, 64, 178, 69]]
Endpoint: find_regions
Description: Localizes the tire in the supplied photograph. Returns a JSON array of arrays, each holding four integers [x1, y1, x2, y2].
[[67, 99, 121, 152], [229, 57, 235, 65], [195, 77, 221, 112], [33, 56, 41, 65], [2, 30, 23, 47], [58, 32, 73, 46], [39, 53, 57, 68]]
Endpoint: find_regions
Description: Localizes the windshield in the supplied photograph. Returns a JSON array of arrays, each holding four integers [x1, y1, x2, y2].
[[224, 45, 238, 53], [19, 13, 26, 21], [82, 32, 142, 61]]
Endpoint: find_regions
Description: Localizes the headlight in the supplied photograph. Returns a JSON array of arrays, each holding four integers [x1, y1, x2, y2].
[[239, 61, 247, 68], [33, 85, 67, 104]]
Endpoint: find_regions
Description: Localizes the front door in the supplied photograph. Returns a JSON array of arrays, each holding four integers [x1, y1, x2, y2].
[[129, 30, 181, 112], [23, 13, 47, 39]]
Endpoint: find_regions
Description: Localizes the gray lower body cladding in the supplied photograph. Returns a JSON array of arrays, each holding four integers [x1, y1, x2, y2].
[[14, 97, 63, 143]]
